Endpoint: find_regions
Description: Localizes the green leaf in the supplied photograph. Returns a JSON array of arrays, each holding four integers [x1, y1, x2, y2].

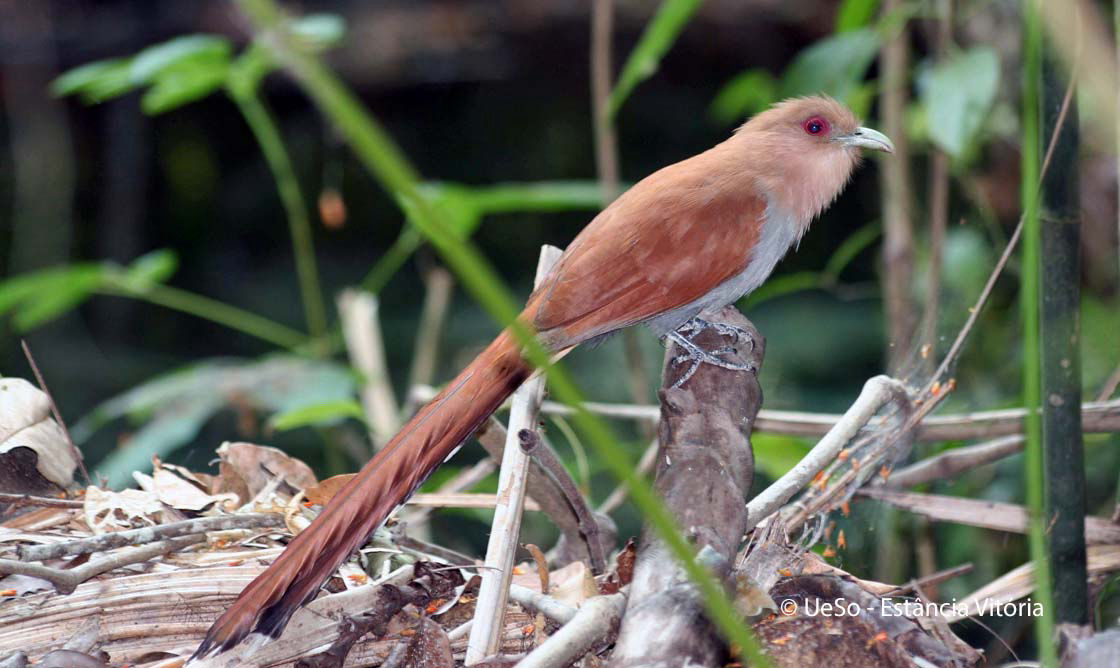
[[73, 356, 358, 487], [141, 63, 230, 114], [607, 0, 705, 119], [269, 399, 366, 431], [835, 0, 880, 32], [779, 29, 881, 103], [0, 264, 104, 327], [52, 58, 137, 103], [710, 69, 777, 125], [122, 249, 179, 288], [129, 34, 232, 84], [922, 47, 1000, 158], [12, 267, 104, 331], [290, 14, 347, 51]]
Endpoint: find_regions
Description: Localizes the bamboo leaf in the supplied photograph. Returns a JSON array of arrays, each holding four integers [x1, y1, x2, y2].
[[51, 58, 137, 103], [129, 34, 232, 84]]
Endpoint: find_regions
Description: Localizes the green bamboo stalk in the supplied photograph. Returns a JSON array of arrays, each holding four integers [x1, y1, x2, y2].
[[235, 1, 769, 663], [1021, 1, 1058, 664], [228, 85, 328, 342], [1039, 41, 1087, 624]]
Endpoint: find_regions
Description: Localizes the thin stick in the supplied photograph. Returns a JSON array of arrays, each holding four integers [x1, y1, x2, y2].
[[17, 512, 284, 562], [410, 384, 1120, 441], [0, 535, 204, 594], [20, 340, 89, 486], [885, 435, 1025, 488], [518, 429, 606, 574], [745, 375, 909, 531], [466, 245, 561, 664], [405, 266, 454, 414], [0, 492, 83, 510], [338, 289, 400, 452], [509, 583, 578, 624], [880, 562, 974, 598]]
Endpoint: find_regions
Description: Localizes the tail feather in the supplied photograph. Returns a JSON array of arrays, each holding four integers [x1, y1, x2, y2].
[[192, 331, 531, 659]]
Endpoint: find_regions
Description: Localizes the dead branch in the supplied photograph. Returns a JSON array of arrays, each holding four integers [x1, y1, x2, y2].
[[518, 591, 627, 668], [518, 429, 606, 574], [17, 512, 284, 562], [509, 583, 577, 624], [467, 246, 559, 664], [338, 289, 400, 451], [746, 375, 910, 531], [858, 487, 1120, 544], [0, 492, 83, 510], [0, 535, 204, 594], [410, 388, 1120, 441], [612, 306, 761, 667], [884, 435, 1024, 488]]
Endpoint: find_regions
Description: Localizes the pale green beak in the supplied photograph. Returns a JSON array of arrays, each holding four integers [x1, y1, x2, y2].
[[841, 126, 894, 153]]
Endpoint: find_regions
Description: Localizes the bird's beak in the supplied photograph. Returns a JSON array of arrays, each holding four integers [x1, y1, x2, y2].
[[840, 127, 894, 154]]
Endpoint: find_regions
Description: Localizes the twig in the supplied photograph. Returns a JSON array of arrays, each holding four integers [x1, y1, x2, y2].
[[400, 457, 497, 527], [405, 266, 454, 414], [0, 535, 204, 594], [881, 562, 974, 598], [20, 340, 89, 486], [0, 492, 83, 510], [518, 429, 606, 574], [926, 60, 1075, 390], [410, 385, 1120, 441], [1096, 363, 1120, 402], [516, 591, 627, 668], [509, 583, 578, 624], [337, 289, 400, 452], [746, 376, 910, 531], [466, 245, 560, 664], [885, 435, 1024, 488], [17, 512, 284, 562], [857, 488, 1120, 545]]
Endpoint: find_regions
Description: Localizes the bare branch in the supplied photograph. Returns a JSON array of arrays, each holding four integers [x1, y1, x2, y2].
[[17, 512, 283, 562]]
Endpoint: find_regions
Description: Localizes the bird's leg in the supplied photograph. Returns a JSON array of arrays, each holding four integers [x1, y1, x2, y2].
[[664, 317, 756, 388]]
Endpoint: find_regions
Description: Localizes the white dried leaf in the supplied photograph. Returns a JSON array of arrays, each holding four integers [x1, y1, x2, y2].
[[83, 485, 163, 533], [0, 378, 79, 487], [133, 467, 237, 512]]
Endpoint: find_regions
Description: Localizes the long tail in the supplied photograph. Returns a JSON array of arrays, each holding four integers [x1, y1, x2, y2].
[[192, 330, 531, 659]]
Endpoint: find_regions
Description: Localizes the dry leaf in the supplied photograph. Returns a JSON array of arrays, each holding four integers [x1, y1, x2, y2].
[[303, 473, 355, 506], [132, 462, 238, 512], [83, 486, 164, 532], [0, 378, 79, 488], [216, 442, 316, 499]]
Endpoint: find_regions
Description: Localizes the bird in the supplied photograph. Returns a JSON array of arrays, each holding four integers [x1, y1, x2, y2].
[[192, 95, 892, 660]]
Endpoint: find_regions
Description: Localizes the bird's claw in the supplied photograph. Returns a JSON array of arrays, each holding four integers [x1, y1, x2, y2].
[[676, 317, 755, 352], [666, 330, 755, 388]]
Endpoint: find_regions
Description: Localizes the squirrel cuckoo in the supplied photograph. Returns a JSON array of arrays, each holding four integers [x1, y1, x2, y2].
[[193, 95, 892, 660]]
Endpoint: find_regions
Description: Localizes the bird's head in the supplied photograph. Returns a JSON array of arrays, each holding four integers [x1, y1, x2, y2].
[[735, 95, 893, 224]]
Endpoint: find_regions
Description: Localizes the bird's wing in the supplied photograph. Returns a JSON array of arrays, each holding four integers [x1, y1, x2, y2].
[[528, 154, 766, 347]]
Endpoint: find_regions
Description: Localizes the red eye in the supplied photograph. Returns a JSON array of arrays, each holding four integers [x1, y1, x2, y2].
[[803, 117, 829, 136]]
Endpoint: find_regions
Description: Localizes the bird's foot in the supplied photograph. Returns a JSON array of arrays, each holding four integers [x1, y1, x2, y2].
[[676, 317, 755, 352], [665, 327, 755, 388]]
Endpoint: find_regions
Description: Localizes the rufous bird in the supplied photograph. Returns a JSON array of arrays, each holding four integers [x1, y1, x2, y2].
[[192, 95, 892, 660]]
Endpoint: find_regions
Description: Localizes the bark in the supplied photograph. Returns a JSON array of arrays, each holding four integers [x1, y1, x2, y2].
[[610, 306, 762, 668]]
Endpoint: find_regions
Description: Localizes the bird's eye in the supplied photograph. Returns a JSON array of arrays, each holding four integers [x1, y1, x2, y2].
[[803, 117, 829, 136]]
